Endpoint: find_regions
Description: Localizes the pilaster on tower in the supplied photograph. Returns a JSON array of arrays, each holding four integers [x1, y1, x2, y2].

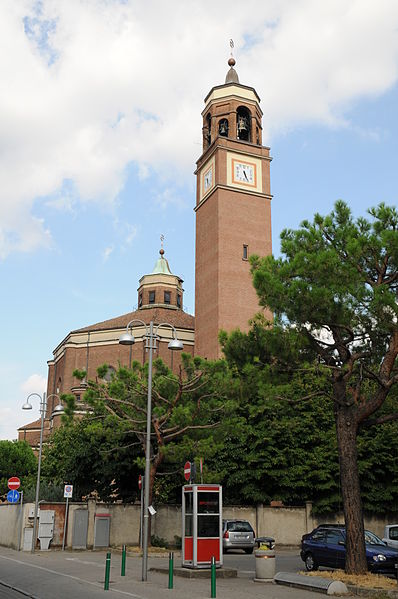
[[194, 57, 273, 360]]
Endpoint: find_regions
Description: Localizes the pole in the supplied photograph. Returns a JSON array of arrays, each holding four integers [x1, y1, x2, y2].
[[211, 556, 216, 598], [104, 552, 111, 590], [140, 478, 144, 550], [168, 551, 174, 589], [121, 544, 126, 576], [62, 497, 69, 551], [18, 491, 24, 551], [31, 392, 46, 553], [142, 321, 154, 582]]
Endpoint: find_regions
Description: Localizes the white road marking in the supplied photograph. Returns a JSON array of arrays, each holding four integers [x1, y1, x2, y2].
[[0, 554, 145, 598]]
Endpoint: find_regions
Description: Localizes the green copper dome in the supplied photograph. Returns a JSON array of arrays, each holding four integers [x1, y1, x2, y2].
[[152, 249, 173, 275]]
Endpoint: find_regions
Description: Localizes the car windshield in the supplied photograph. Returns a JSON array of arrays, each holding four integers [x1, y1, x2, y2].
[[227, 521, 253, 532], [364, 530, 386, 546]]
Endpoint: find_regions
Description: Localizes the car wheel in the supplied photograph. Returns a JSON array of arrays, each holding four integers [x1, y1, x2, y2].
[[244, 548, 253, 554], [305, 553, 318, 572]]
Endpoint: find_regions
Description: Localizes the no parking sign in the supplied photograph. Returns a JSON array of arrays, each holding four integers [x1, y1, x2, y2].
[[64, 484, 73, 498]]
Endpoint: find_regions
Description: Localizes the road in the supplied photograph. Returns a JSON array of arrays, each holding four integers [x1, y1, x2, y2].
[[223, 548, 303, 577], [0, 547, 307, 599]]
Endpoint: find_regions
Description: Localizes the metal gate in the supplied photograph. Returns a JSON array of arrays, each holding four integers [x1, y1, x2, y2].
[[72, 509, 88, 549], [94, 514, 110, 548]]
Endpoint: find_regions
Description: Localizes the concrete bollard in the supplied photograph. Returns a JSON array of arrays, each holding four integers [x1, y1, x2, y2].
[[254, 548, 275, 582]]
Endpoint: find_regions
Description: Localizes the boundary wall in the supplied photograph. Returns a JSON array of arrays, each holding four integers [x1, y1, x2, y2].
[[0, 500, 396, 550]]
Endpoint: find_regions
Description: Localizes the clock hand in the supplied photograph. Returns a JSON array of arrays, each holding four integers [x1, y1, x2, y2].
[[243, 171, 249, 181]]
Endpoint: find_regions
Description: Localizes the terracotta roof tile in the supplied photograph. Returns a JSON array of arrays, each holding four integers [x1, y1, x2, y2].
[[73, 307, 195, 334], [18, 418, 42, 431]]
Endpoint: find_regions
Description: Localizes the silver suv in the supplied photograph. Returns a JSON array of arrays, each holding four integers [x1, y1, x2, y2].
[[222, 519, 255, 554]]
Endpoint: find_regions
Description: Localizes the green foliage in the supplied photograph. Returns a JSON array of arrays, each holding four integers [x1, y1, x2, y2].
[[64, 354, 236, 503], [42, 418, 141, 502], [151, 534, 168, 548], [0, 440, 37, 498]]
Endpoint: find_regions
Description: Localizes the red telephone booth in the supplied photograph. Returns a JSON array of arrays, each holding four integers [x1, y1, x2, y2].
[[182, 484, 223, 569]]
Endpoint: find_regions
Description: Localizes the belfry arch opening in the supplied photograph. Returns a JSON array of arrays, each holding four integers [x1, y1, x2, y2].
[[236, 106, 251, 142], [218, 118, 229, 137], [206, 113, 212, 147]]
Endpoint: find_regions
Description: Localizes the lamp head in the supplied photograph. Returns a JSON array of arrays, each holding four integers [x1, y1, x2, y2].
[[53, 404, 64, 413], [22, 401, 32, 410], [119, 332, 135, 345], [168, 338, 184, 351]]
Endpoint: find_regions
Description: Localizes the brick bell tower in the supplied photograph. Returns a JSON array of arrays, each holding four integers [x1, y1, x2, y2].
[[194, 57, 272, 359]]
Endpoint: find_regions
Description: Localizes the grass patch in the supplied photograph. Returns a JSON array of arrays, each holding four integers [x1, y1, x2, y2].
[[303, 569, 397, 591]]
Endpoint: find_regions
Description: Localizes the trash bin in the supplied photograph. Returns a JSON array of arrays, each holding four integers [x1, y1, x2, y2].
[[255, 536, 275, 549], [254, 547, 275, 581]]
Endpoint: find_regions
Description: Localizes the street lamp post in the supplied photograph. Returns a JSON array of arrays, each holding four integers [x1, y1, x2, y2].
[[119, 319, 183, 581], [22, 392, 61, 553]]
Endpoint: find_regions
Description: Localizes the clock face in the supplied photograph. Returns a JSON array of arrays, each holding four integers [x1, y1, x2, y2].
[[204, 167, 213, 191], [234, 161, 254, 185]]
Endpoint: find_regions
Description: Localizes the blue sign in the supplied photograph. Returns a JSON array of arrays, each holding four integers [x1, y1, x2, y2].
[[7, 490, 20, 503]]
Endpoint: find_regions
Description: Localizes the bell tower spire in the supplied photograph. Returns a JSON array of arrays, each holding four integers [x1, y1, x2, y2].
[[194, 54, 273, 359]]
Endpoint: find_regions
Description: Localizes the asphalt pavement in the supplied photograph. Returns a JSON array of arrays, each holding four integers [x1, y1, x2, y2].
[[0, 546, 322, 599]]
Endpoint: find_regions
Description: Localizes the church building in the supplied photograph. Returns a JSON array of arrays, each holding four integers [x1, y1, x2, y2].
[[18, 57, 272, 447]]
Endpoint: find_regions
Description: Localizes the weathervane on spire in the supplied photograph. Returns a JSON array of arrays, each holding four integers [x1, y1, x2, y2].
[[160, 234, 165, 256], [227, 38, 237, 75]]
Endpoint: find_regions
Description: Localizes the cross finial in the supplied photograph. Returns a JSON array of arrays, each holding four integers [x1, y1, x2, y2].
[[228, 39, 236, 68]]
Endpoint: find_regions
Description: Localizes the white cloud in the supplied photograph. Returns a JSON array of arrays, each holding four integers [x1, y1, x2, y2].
[[20, 374, 47, 396], [102, 245, 114, 261], [0, 0, 397, 258]]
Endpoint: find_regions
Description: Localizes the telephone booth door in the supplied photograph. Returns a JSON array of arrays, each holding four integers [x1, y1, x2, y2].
[[182, 484, 223, 569]]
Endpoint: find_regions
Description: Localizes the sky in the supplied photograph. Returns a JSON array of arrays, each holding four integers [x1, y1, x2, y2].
[[1, 0, 398, 440]]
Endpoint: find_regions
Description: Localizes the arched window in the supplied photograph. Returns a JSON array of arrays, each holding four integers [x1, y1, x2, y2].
[[206, 113, 212, 147], [103, 366, 116, 382], [218, 118, 229, 137], [236, 106, 251, 141]]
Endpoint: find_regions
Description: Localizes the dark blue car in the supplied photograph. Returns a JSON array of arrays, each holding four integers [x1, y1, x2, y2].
[[300, 525, 398, 575]]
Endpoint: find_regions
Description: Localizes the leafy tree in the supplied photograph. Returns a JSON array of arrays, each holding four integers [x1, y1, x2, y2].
[[42, 417, 141, 502], [250, 201, 398, 573], [0, 440, 37, 498], [70, 354, 236, 507], [219, 323, 340, 510]]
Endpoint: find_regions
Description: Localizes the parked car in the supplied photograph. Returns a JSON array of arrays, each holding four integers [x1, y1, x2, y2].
[[222, 519, 256, 554], [382, 525, 398, 549], [300, 525, 398, 575]]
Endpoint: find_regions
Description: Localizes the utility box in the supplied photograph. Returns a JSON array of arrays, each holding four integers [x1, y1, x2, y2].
[[38, 510, 54, 551], [182, 484, 223, 569]]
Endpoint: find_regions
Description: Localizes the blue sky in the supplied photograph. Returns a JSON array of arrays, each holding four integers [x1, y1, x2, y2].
[[1, 0, 398, 439]]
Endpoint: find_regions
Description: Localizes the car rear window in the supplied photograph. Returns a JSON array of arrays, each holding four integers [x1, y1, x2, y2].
[[227, 521, 253, 532]]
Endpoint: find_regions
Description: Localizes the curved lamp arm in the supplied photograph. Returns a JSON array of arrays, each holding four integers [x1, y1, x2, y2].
[[119, 319, 148, 346], [22, 392, 47, 413], [155, 322, 184, 351]]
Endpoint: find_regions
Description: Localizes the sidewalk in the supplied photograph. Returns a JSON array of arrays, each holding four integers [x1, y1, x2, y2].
[[0, 547, 330, 599]]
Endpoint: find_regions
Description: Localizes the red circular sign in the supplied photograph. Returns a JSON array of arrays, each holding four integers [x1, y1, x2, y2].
[[8, 477, 20, 490], [138, 475, 142, 490], [184, 461, 191, 481]]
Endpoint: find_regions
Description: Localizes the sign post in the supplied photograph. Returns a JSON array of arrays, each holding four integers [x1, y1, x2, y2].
[[62, 484, 73, 551], [18, 491, 24, 551]]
